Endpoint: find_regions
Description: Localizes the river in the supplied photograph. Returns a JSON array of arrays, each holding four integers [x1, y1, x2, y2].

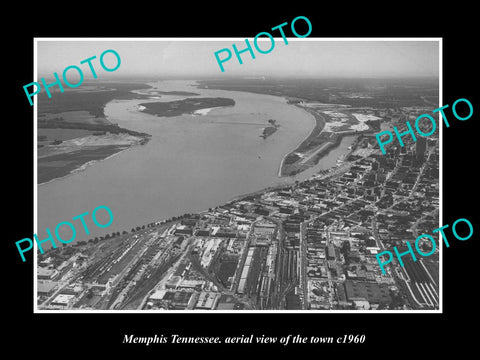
[[37, 80, 356, 242]]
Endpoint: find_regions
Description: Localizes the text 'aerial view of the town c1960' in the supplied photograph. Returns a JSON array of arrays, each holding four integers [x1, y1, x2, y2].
[[36, 40, 440, 312]]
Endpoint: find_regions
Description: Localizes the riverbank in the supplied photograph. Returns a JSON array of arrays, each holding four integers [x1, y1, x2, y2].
[[37, 79, 327, 243], [38, 133, 151, 185], [138, 97, 235, 117], [279, 103, 379, 177], [37, 82, 154, 185], [279, 105, 327, 176]]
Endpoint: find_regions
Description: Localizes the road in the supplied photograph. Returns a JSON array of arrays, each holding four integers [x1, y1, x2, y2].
[[299, 222, 308, 309]]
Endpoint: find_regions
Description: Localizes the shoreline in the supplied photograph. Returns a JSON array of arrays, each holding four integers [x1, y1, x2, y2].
[[278, 104, 376, 177], [278, 104, 326, 177], [37, 81, 155, 186], [138, 97, 235, 118], [37, 80, 367, 258], [38, 80, 356, 224], [38, 136, 151, 186]]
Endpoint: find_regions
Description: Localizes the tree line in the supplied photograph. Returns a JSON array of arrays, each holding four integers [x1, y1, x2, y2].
[[71, 212, 199, 247], [38, 118, 151, 138]]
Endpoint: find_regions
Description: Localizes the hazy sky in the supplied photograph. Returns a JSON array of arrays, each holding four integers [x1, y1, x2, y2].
[[36, 39, 440, 79]]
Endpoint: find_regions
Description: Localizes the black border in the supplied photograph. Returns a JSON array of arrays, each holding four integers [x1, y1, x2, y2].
[[7, 5, 479, 355]]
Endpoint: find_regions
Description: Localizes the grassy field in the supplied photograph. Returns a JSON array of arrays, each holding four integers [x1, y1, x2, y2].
[[38, 82, 152, 117], [37, 82, 153, 184], [40, 110, 108, 125], [38, 145, 128, 184], [37, 128, 96, 153], [280, 106, 327, 176], [139, 97, 235, 117], [293, 107, 327, 153]]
